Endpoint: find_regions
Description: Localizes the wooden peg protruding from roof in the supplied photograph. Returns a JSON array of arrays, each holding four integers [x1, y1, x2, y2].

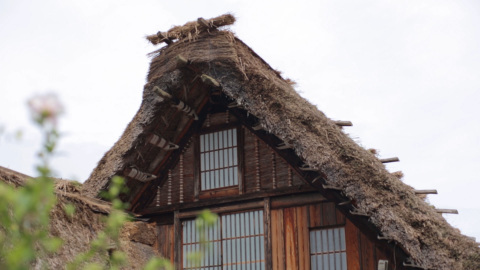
[[156, 31, 172, 45], [436, 209, 458, 214], [153, 86, 198, 120], [124, 167, 156, 182], [276, 142, 293, 150], [175, 55, 190, 69], [227, 101, 241, 108], [380, 157, 400, 163], [200, 74, 221, 88], [147, 134, 179, 151], [334, 120, 353, 127], [197, 17, 211, 28], [153, 86, 173, 101], [299, 164, 317, 171], [414, 189, 438, 195]]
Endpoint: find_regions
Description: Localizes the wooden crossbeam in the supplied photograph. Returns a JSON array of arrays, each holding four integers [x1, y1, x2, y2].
[[175, 55, 189, 68], [436, 209, 458, 214], [322, 184, 342, 191], [276, 142, 293, 150], [380, 157, 400, 163], [156, 31, 172, 45], [414, 189, 438, 195], [200, 74, 220, 87], [334, 120, 353, 127]]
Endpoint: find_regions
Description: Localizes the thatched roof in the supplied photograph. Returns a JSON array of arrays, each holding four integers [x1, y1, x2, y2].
[[0, 166, 158, 269], [82, 14, 480, 269]]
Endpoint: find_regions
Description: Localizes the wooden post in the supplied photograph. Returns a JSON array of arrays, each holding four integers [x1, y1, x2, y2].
[[255, 138, 261, 191], [264, 198, 272, 270], [380, 157, 400, 163], [334, 120, 353, 126], [272, 151, 277, 189], [193, 134, 200, 202], [414, 189, 437, 195], [179, 154, 184, 203], [167, 169, 172, 205], [436, 209, 458, 214], [174, 211, 181, 268]]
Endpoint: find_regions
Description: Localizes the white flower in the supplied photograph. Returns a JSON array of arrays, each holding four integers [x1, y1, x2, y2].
[[27, 93, 64, 125]]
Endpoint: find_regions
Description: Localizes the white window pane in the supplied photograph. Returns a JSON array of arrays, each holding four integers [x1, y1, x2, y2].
[[232, 129, 237, 146], [233, 148, 238, 166], [328, 229, 334, 252], [200, 135, 205, 152], [341, 253, 347, 270], [340, 228, 346, 250]]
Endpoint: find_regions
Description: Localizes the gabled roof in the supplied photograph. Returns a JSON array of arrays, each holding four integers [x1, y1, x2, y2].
[[82, 14, 480, 269]]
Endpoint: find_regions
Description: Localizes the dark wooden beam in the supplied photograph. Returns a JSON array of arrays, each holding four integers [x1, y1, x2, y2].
[[436, 209, 458, 214], [139, 185, 316, 216], [380, 157, 400, 163], [334, 120, 353, 127], [414, 189, 437, 195], [264, 198, 272, 270]]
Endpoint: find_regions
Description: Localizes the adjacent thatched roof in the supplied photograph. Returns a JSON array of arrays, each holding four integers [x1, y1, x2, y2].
[[0, 166, 158, 269], [82, 14, 480, 269]]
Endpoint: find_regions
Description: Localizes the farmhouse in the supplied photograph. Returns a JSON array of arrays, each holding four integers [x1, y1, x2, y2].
[[2, 14, 480, 269]]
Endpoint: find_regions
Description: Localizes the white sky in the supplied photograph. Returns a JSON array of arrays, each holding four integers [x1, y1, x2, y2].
[[1, 0, 479, 241]]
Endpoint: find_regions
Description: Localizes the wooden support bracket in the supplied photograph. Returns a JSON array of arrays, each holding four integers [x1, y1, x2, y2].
[[227, 101, 241, 108], [414, 189, 438, 195], [276, 142, 293, 150], [124, 167, 156, 182], [147, 134, 179, 150], [200, 74, 221, 88], [299, 164, 317, 171], [350, 209, 369, 217], [334, 120, 353, 127], [403, 262, 427, 269], [436, 209, 458, 214], [380, 157, 400, 163], [322, 184, 343, 191], [338, 200, 352, 206], [175, 55, 190, 68]]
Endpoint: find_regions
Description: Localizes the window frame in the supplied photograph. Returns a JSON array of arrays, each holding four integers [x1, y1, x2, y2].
[[309, 225, 347, 270], [195, 124, 244, 200], [180, 208, 266, 270]]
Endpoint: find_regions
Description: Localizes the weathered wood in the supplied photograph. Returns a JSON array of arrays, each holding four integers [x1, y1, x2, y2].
[[124, 167, 156, 182], [322, 184, 342, 191], [334, 120, 353, 126], [197, 17, 211, 28], [298, 164, 317, 171], [193, 134, 200, 202], [380, 157, 400, 163], [345, 219, 361, 270], [350, 209, 370, 217], [338, 200, 352, 206], [276, 141, 293, 150], [153, 86, 173, 100], [140, 185, 316, 216], [147, 134, 179, 150], [175, 55, 189, 68], [227, 101, 241, 108], [323, 202, 337, 226], [296, 206, 310, 270], [173, 211, 181, 268], [271, 193, 326, 209], [360, 231, 376, 270], [284, 207, 299, 269], [198, 187, 238, 199], [237, 127, 245, 195], [436, 209, 458, 214], [414, 189, 438, 195], [156, 31, 172, 45], [264, 198, 272, 270], [271, 209, 285, 270], [177, 200, 263, 218], [200, 74, 220, 88]]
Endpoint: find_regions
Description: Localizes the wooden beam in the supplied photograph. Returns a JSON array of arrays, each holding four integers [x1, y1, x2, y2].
[[200, 74, 221, 88], [322, 184, 342, 191], [177, 200, 264, 219], [414, 189, 437, 195], [175, 55, 189, 69], [380, 157, 400, 163], [123, 167, 156, 182], [276, 141, 293, 150], [139, 185, 316, 216], [156, 31, 172, 45], [271, 192, 325, 209], [173, 211, 181, 267], [264, 198, 272, 270], [436, 209, 458, 214], [334, 120, 353, 127], [227, 101, 241, 108], [147, 134, 179, 150], [197, 17, 211, 28]]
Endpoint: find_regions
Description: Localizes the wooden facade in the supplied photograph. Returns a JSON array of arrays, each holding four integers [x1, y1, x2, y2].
[[141, 110, 405, 270]]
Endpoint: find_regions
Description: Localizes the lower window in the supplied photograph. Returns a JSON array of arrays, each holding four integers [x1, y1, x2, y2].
[[182, 210, 265, 270], [310, 227, 347, 270]]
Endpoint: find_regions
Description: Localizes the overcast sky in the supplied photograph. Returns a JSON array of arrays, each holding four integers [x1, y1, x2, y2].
[[1, 0, 479, 241]]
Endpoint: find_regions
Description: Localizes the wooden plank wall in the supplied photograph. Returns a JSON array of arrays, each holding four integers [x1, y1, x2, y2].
[[148, 114, 306, 208], [156, 224, 174, 264], [272, 202, 402, 270]]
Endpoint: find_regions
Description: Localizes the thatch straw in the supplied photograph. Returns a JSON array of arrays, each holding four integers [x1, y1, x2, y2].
[[146, 14, 235, 45]]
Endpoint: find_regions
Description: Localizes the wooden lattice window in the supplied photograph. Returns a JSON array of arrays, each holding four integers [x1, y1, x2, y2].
[[310, 227, 347, 270], [199, 128, 238, 191], [182, 210, 265, 269]]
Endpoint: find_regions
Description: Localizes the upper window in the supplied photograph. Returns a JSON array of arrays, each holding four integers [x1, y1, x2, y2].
[[310, 227, 347, 270], [182, 210, 265, 269], [199, 128, 238, 191]]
